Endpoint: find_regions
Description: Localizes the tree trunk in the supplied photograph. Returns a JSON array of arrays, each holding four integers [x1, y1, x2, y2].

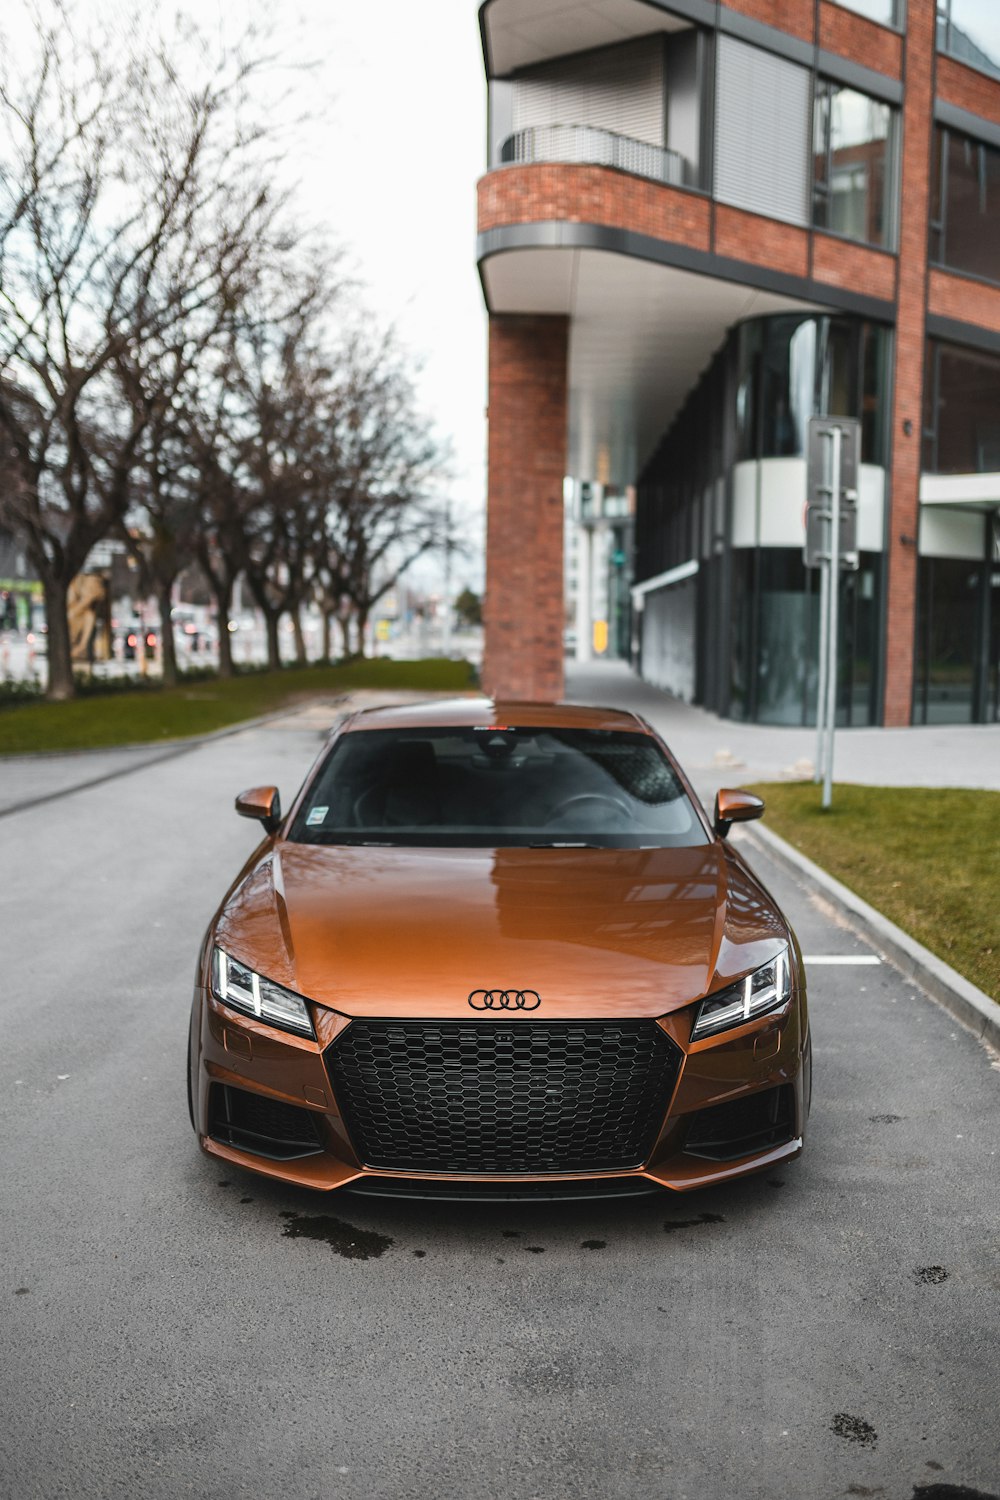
[[264, 609, 281, 672], [216, 594, 234, 677], [356, 606, 369, 658], [321, 611, 332, 663], [42, 573, 75, 701], [338, 612, 352, 659], [157, 581, 178, 688], [291, 606, 307, 666]]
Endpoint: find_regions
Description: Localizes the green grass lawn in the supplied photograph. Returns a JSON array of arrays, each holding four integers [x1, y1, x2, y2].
[[0, 658, 477, 756], [748, 782, 1000, 1003]]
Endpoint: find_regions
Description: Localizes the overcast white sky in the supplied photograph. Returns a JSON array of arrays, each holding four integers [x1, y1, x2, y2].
[[287, 1, 488, 590]]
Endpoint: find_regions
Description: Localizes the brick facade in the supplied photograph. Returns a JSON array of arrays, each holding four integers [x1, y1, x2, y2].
[[929, 267, 1000, 335], [937, 55, 1000, 129], [483, 316, 568, 703], [883, 2, 936, 726], [714, 204, 810, 279], [722, 0, 813, 43], [478, 4, 997, 726], [478, 166, 711, 249], [818, 3, 902, 79], [812, 233, 897, 302]]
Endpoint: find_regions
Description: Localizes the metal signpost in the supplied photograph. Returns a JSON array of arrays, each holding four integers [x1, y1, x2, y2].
[[804, 417, 861, 810]]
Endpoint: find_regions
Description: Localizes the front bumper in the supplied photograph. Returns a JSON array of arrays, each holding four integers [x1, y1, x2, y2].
[[189, 986, 810, 1195]]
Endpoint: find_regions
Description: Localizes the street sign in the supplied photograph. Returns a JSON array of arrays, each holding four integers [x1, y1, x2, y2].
[[804, 417, 861, 571], [804, 417, 862, 811]]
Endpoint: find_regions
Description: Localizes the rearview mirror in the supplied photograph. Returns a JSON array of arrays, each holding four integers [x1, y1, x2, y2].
[[714, 788, 764, 840], [235, 785, 282, 835]]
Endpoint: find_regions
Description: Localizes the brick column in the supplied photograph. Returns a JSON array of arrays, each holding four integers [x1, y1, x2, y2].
[[884, 7, 936, 725], [483, 314, 568, 702]]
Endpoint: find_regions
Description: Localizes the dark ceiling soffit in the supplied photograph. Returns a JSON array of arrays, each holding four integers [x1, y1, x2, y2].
[[926, 313, 1000, 357], [479, 0, 902, 102], [478, 0, 714, 80], [478, 2, 493, 79], [935, 98, 1000, 152], [476, 221, 896, 323]]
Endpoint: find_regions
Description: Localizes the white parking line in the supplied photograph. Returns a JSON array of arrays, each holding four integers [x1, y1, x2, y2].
[[802, 954, 881, 965]]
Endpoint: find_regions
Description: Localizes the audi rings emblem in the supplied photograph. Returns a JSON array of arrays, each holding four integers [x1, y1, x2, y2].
[[468, 988, 542, 1011]]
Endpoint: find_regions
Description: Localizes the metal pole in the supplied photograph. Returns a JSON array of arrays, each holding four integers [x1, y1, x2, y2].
[[822, 427, 842, 810], [814, 545, 830, 784]]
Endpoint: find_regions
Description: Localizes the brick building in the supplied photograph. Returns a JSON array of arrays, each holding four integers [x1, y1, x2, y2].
[[477, 0, 1000, 725]]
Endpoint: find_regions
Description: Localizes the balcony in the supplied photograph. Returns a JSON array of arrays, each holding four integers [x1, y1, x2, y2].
[[499, 124, 687, 189]]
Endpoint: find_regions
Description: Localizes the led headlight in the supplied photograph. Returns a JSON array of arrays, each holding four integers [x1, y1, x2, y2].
[[211, 947, 315, 1038], [691, 946, 791, 1040]]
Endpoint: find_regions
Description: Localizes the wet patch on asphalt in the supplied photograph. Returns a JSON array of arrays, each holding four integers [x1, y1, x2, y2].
[[846, 1485, 884, 1496], [831, 1413, 878, 1447], [14, 1287, 29, 1295], [412, 1250, 426, 1259], [279, 1211, 394, 1260], [581, 1239, 607, 1250], [663, 1213, 725, 1234], [869, 1114, 902, 1124], [913, 1266, 948, 1285], [913, 1487, 1000, 1500], [525, 1245, 545, 1254]]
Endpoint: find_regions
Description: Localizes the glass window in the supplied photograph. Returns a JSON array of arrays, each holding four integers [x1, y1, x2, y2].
[[289, 727, 709, 849], [932, 128, 1000, 283], [926, 342, 1000, 473], [832, 0, 900, 25], [914, 557, 984, 724], [751, 315, 889, 464], [938, 0, 1000, 80], [813, 81, 895, 248]]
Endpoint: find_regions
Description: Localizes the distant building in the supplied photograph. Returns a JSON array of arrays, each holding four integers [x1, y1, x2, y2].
[[477, 0, 1000, 724]]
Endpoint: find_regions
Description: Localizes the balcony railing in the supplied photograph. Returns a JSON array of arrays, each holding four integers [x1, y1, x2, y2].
[[499, 124, 686, 188]]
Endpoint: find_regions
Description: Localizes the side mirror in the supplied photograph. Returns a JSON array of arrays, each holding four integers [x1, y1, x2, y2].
[[714, 788, 764, 840], [235, 785, 282, 835]]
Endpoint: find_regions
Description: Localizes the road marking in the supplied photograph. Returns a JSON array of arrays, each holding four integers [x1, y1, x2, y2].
[[803, 954, 881, 965]]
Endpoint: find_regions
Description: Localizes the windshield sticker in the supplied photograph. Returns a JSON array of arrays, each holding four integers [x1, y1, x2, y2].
[[306, 806, 329, 827]]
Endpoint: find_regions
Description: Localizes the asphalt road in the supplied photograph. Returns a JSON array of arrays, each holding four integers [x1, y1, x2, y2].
[[2, 708, 998, 1500]]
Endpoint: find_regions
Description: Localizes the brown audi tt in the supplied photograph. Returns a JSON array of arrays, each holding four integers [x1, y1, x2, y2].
[[187, 698, 811, 1197]]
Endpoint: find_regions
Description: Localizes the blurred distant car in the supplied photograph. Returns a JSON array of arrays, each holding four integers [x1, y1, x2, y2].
[[188, 697, 811, 1199]]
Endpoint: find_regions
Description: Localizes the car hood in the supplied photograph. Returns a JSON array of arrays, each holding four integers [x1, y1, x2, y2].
[[213, 842, 788, 1020]]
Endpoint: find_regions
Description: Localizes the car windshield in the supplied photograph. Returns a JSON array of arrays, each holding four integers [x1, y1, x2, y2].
[[287, 725, 709, 848]]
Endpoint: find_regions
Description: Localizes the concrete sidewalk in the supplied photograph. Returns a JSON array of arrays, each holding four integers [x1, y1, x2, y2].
[[565, 659, 1000, 799]]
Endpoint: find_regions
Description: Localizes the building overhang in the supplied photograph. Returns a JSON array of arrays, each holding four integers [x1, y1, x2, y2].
[[920, 472, 1000, 513], [479, 0, 697, 78], [480, 235, 825, 485]]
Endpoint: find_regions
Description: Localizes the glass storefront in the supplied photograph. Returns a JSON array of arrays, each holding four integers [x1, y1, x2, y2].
[[913, 555, 988, 724], [729, 549, 879, 726], [738, 315, 889, 465], [813, 81, 896, 249], [639, 313, 891, 726]]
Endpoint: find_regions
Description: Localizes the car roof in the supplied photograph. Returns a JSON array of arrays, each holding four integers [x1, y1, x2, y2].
[[340, 696, 652, 734]]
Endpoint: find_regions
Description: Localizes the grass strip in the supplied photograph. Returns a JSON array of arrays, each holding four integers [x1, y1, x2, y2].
[[748, 782, 1000, 1004], [0, 658, 476, 755]]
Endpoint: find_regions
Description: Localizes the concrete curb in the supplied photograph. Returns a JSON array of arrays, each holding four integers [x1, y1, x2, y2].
[[737, 821, 1000, 1052]]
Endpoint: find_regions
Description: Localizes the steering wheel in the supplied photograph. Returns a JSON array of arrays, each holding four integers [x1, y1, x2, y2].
[[544, 792, 631, 826]]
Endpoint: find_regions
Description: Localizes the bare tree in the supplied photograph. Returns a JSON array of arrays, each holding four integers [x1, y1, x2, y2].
[[0, 6, 278, 697], [318, 331, 451, 654]]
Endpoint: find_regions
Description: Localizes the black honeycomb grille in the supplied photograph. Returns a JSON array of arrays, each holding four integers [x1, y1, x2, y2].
[[327, 1020, 680, 1174]]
